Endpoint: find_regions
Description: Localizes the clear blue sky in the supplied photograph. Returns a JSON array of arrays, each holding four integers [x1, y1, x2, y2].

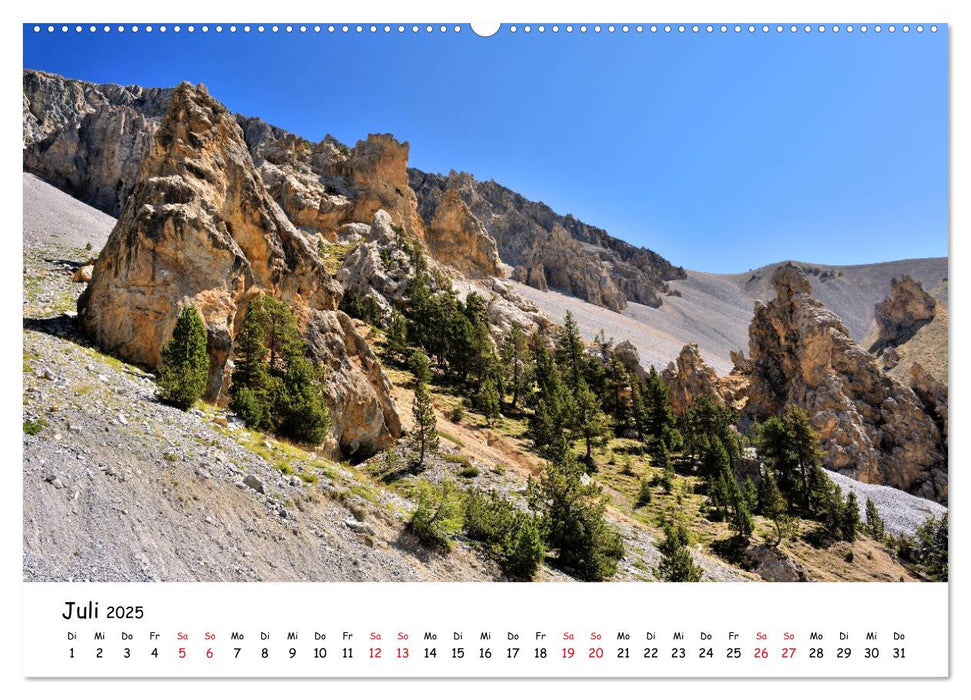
[[23, 24, 948, 273]]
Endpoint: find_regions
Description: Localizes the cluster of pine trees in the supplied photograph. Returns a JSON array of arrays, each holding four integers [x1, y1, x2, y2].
[[228, 295, 331, 445], [156, 297, 332, 447]]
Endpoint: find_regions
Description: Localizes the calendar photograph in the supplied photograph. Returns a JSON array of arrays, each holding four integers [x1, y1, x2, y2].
[[22, 20, 948, 598]]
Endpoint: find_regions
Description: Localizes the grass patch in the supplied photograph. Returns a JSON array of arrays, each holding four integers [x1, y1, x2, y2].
[[23, 418, 48, 435], [317, 241, 361, 275], [439, 431, 465, 448]]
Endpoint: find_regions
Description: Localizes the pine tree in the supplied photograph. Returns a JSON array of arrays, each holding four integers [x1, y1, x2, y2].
[[643, 365, 675, 449], [841, 491, 860, 543], [157, 304, 210, 410], [572, 380, 609, 470], [784, 404, 821, 511], [865, 498, 886, 542], [758, 468, 790, 546], [655, 521, 703, 582], [410, 350, 438, 472], [593, 352, 629, 435], [278, 355, 331, 445], [476, 378, 501, 426], [528, 363, 576, 459], [229, 294, 330, 444], [404, 272, 434, 351], [528, 454, 624, 581], [386, 309, 408, 363], [499, 322, 531, 411], [230, 299, 273, 429], [914, 513, 948, 581], [555, 311, 586, 392], [408, 347, 432, 386]]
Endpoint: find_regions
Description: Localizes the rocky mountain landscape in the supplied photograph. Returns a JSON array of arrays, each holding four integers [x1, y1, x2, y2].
[[23, 70, 948, 584]]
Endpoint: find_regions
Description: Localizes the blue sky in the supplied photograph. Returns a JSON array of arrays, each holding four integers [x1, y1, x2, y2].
[[23, 24, 947, 272]]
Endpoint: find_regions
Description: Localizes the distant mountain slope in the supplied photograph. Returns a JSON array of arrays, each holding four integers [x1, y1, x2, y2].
[[513, 257, 948, 375], [410, 170, 685, 311]]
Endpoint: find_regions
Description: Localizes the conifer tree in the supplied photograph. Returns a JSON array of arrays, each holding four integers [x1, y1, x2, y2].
[[278, 355, 331, 445], [784, 404, 821, 511], [528, 454, 624, 581], [229, 294, 331, 444], [655, 521, 703, 582], [555, 311, 586, 392], [572, 380, 610, 470], [499, 322, 531, 411], [865, 498, 886, 542], [386, 309, 408, 363], [476, 378, 502, 426], [758, 468, 790, 546], [410, 350, 438, 472], [643, 365, 675, 449], [841, 491, 860, 543], [157, 304, 210, 410]]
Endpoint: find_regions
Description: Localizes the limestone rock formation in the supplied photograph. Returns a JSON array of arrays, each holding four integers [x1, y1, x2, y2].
[[738, 264, 945, 502], [238, 117, 355, 238], [410, 169, 685, 311], [23, 70, 172, 216], [78, 82, 401, 457], [26, 70, 684, 317], [614, 340, 647, 381], [424, 186, 502, 278], [909, 362, 948, 472], [661, 343, 749, 416], [869, 276, 937, 355], [663, 344, 729, 416], [336, 210, 424, 324], [338, 134, 426, 239]]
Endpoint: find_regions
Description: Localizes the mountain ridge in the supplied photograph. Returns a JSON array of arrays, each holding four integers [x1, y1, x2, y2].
[[23, 69, 682, 313]]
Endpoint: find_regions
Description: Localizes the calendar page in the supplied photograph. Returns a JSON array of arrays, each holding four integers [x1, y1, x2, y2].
[[20, 12, 951, 684]]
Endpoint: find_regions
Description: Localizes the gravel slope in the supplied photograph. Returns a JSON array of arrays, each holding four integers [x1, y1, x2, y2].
[[828, 470, 947, 537], [23, 172, 115, 250]]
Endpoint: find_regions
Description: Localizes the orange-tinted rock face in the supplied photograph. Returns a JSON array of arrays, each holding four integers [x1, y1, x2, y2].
[[738, 264, 946, 502], [79, 83, 400, 457], [425, 186, 502, 278], [340, 133, 426, 240]]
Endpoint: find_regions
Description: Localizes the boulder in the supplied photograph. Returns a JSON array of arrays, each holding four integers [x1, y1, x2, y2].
[[742, 545, 810, 582]]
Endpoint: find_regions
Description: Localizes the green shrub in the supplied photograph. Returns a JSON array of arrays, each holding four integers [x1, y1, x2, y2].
[[528, 455, 624, 581], [449, 403, 465, 424], [464, 488, 545, 580], [635, 479, 652, 508], [157, 305, 210, 410], [23, 417, 48, 435], [409, 480, 462, 550], [458, 465, 480, 479], [654, 521, 703, 582]]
